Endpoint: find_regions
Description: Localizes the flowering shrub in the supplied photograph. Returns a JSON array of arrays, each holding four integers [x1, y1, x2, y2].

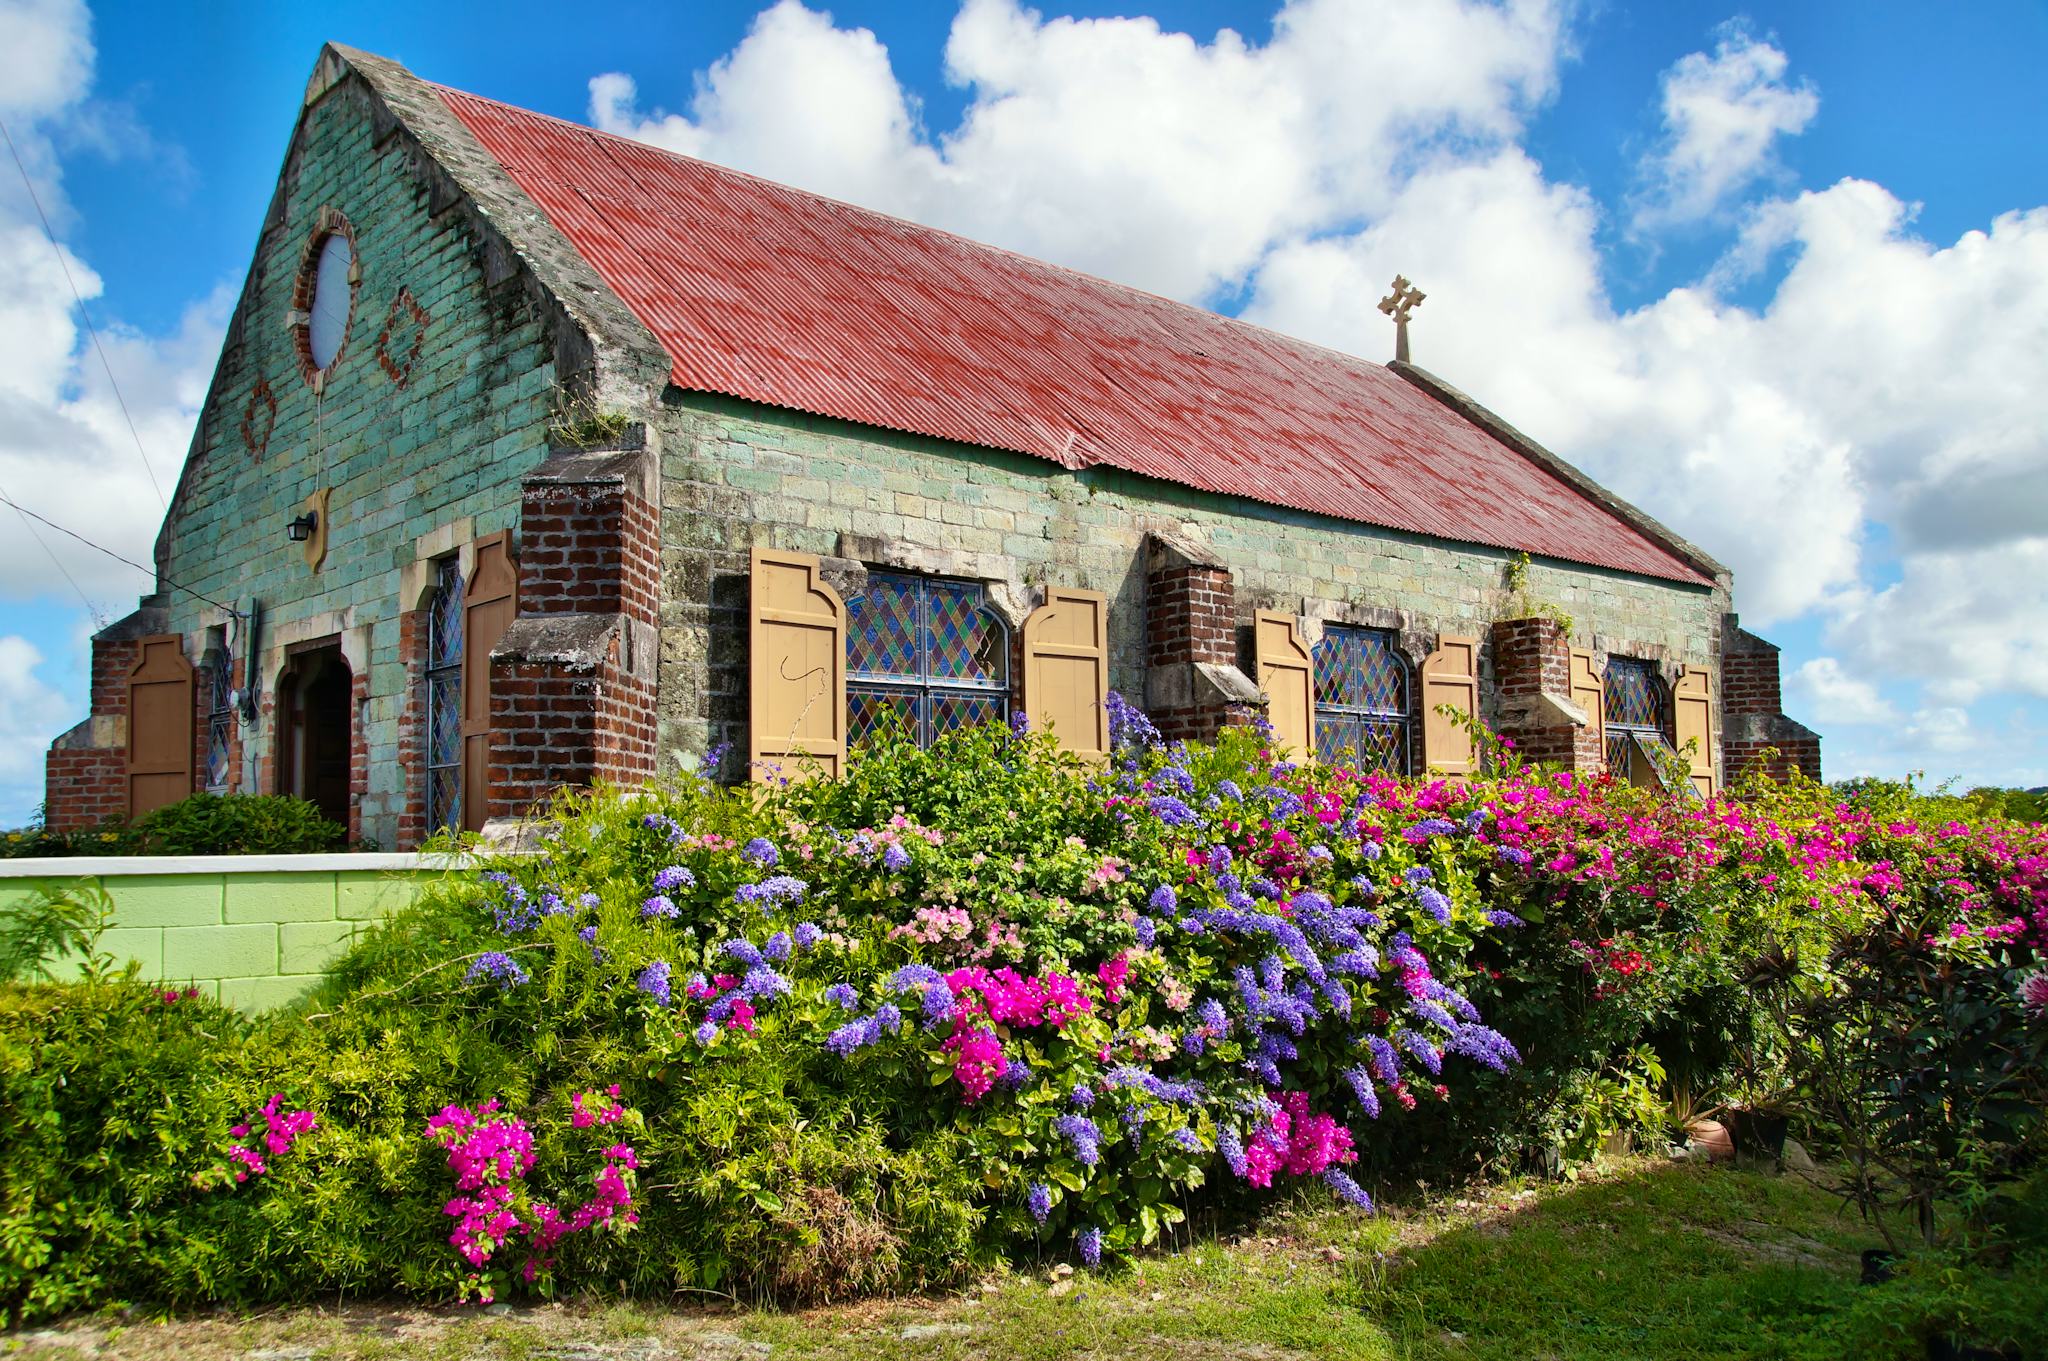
[[1, 705, 2042, 1320], [425, 1086, 642, 1302]]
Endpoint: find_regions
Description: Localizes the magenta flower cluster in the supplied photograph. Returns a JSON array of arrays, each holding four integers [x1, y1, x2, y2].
[[221, 1093, 317, 1185]]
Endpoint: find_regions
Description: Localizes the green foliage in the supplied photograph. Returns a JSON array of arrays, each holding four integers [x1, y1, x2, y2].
[[2, 793, 350, 859], [0, 709, 2041, 1325], [0, 878, 113, 983], [0, 978, 251, 1325]]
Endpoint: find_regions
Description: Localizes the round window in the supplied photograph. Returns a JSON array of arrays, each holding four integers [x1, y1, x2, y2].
[[306, 233, 354, 371], [291, 208, 359, 387]]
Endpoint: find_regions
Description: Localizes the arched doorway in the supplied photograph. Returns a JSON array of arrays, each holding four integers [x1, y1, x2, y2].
[[278, 641, 352, 827]]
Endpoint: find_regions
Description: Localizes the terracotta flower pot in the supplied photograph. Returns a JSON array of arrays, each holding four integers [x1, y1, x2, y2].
[[1684, 1118, 1734, 1162]]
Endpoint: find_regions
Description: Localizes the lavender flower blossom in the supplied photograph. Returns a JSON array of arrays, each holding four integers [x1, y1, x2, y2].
[[1027, 1182, 1052, 1224], [635, 960, 673, 1008], [465, 951, 528, 989], [743, 837, 780, 867], [882, 842, 912, 872], [641, 895, 680, 920], [1077, 1226, 1103, 1267], [1323, 1168, 1374, 1210], [824, 983, 860, 1010], [652, 865, 696, 891]]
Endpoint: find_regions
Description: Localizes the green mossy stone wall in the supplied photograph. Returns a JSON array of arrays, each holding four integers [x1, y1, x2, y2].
[[154, 76, 561, 847], [653, 394, 1730, 771]]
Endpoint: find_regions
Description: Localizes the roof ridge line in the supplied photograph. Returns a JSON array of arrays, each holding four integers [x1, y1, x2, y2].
[[1390, 361, 1728, 583]]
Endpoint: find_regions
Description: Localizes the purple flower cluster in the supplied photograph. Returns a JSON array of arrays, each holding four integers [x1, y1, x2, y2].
[[733, 875, 808, 907], [1054, 1114, 1102, 1166], [1027, 1182, 1052, 1224], [465, 951, 528, 989], [1077, 1225, 1103, 1267], [824, 983, 859, 1010], [636, 960, 673, 1008], [743, 837, 780, 867], [652, 865, 696, 892]]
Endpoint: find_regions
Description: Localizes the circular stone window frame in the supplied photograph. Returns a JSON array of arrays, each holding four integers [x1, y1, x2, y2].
[[286, 206, 362, 394]]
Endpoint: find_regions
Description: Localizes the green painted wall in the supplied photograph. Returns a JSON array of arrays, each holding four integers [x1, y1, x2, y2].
[[2, 857, 455, 1012], [153, 74, 564, 847]]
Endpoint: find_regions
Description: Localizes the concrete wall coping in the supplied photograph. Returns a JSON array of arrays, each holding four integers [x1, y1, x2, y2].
[[0, 852, 475, 879]]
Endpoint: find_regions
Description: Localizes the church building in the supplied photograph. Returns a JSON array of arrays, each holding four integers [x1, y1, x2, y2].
[[42, 45, 1820, 848]]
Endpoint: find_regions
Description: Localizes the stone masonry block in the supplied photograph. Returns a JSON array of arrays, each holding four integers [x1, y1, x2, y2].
[[219, 975, 319, 1014], [96, 927, 164, 978], [95, 875, 227, 928], [164, 924, 278, 980], [224, 872, 339, 923], [281, 919, 359, 974]]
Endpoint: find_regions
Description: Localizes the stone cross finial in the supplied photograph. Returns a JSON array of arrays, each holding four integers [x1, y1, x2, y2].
[[1377, 275, 1426, 364]]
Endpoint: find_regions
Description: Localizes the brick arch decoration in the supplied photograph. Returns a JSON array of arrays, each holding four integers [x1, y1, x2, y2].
[[239, 378, 277, 460], [374, 285, 430, 387], [289, 205, 361, 393]]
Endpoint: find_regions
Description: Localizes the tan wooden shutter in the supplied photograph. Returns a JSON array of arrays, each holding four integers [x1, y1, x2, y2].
[[1673, 666, 1717, 796], [1024, 587, 1110, 759], [126, 634, 194, 817], [1254, 611, 1314, 757], [461, 531, 517, 831], [1569, 649, 1604, 754], [1421, 635, 1480, 780], [750, 546, 847, 782]]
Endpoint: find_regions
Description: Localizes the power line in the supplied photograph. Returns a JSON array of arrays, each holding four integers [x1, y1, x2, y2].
[[0, 111, 168, 509], [0, 489, 241, 620], [0, 477, 106, 628]]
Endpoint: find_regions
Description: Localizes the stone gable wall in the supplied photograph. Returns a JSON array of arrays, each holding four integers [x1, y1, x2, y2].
[[143, 75, 562, 847], [652, 393, 1731, 779]]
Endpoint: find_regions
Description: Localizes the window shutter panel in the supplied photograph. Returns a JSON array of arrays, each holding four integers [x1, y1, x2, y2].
[[1421, 635, 1480, 780], [461, 531, 518, 832], [1673, 666, 1717, 796], [1254, 611, 1314, 757], [126, 634, 195, 817], [1569, 648, 1604, 752], [750, 546, 847, 782], [1023, 587, 1110, 759]]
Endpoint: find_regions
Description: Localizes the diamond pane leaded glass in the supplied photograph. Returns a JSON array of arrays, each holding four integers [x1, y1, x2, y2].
[[844, 572, 1010, 750], [426, 767, 461, 836], [1312, 626, 1410, 773], [428, 559, 464, 670], [428, 674, 463, 767], [925, 578, 1006, 687], [848, 685, 920, 746], [930, 690, 1006, 738], [1603, 659, 1665, 731], [424, 558, 465, 833], [1313, 628, 1406, 713], [848, 573, 921, 678], [1316, 715, 1408, 775], [206, 714, 232, 791]]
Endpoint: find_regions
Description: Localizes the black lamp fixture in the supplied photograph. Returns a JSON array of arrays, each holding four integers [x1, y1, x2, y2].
[[286, 509, 319, 542]]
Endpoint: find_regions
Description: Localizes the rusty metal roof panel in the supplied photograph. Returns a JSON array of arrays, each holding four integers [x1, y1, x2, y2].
[[437, 85, 1711, 586]]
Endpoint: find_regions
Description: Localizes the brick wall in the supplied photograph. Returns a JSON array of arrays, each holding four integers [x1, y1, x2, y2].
[[654, 394, 1731, 773], [44, 625, 150, 830], [488, 446, 662, 817], [1721, 622, 1822, 782], [1488, 616, 1603, 772]]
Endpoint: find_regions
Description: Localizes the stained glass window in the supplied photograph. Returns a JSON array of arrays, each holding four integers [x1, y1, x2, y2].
[[425, 557, 464, 833], [204, 642, 234, 793], [1312, 626, 1410, 775], [1603, 658, 1676, 786], [846, 571, 1008, 747]]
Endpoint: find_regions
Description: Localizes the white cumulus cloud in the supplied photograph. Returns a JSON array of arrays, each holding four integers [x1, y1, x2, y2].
[[1788, 657, 1898, 727], [1632, 23, 1818, 230]]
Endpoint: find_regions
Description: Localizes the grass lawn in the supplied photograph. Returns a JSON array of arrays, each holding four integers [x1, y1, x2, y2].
[[0, 1158, 1915, 1360]]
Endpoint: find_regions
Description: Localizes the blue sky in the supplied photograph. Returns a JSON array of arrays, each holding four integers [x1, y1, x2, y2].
[[2, 0, 2045, 824]]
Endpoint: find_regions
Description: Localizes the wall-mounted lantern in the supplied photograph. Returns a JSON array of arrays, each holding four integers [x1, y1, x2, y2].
[[287, 510, 319, 542]]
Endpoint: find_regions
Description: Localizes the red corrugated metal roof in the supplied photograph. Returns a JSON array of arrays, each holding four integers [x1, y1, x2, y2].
[[436, 84, 1710, 586]]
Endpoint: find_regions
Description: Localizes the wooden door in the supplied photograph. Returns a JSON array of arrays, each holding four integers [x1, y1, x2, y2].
[[126, 635, 194, 817], [1023, 588, 1111, 758], [460, 532, 517, 832]]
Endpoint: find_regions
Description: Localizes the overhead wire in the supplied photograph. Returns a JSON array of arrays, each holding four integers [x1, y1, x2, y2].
[[0, 478, 107, 629], [0, 489, 241, 620], [0, 111, 168, 509]]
